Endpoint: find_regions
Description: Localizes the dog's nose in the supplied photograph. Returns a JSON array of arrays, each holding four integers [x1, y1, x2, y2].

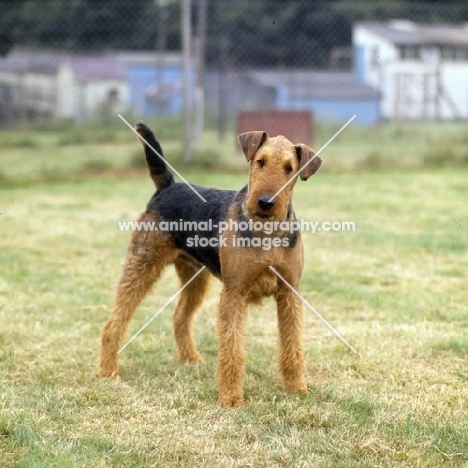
[[258, 196, 275, 211]]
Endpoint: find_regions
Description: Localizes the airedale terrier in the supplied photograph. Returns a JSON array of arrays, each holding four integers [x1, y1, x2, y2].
[[100, 123, 322, 407]]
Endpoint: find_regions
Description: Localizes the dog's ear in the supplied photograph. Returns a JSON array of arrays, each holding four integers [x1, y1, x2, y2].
[[238, 131, 268, 162], [295, 144, 322, 180]]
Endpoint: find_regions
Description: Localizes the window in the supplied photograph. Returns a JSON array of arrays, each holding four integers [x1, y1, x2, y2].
[[455, 47, 468, 60], [400, 46, 420, 60], [441, 47, 455, 60]]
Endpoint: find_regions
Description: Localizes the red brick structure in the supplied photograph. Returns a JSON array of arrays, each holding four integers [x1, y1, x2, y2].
[[237, 110, 313, 147]]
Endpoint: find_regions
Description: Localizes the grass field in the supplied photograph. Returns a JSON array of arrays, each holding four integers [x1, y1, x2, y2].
[[1, 119, 468, 466]]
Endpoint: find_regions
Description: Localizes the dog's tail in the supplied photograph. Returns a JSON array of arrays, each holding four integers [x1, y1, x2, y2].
[[135, 122, 174, 189]]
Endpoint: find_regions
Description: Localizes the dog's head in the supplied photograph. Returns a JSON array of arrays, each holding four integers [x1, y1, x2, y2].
[[238, 131, 321, 220]]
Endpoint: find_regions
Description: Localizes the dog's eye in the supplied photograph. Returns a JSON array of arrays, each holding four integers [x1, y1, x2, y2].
[[284, 165, 293, 174], [257, 159, 265, 168]]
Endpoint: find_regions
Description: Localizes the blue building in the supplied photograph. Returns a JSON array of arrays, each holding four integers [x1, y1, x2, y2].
[[119, 52, 380, 126], [240, 71, 380, 126], [119, 52, 194, 118]]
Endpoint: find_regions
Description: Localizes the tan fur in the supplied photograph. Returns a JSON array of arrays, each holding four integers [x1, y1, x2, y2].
[[99, 129, 321, 407], [173, 258, 211, 363], [100, 211, 178, 378], [217, 211, 307, 405]]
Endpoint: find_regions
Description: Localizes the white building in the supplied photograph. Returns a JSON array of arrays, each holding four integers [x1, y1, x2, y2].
[[0, 48, 129, 123], [353, 21, 468, 120]]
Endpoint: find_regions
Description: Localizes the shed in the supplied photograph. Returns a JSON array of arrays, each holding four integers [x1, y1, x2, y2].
[[353, 21, 468, 120], [0, 48, 129, 123]]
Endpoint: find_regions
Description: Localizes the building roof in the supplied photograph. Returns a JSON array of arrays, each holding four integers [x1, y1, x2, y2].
[[69, 54, 127, 81], [1, 48, 63, 75], [0, 48, 127, 81], [356, 21, 468, 47], [118, 51, 185, 68], [247, 71, 380, 101]]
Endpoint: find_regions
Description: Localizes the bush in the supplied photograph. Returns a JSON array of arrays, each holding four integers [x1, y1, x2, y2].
[[0, 170, 13, 187], [168, 147, 229, 171], [423, 145, 468, 167], [81, 159, 113, 174], [129, 149, 148, 169], [0, 133, 39, 147], [361, 151, 386, 170]]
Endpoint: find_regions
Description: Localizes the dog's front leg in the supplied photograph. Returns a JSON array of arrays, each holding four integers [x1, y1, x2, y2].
[[275, 283, 309, 395], [216, 288, 247, 407]]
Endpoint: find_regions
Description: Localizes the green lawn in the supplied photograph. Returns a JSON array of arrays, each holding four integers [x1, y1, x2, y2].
[[1, 122, 468, 466]]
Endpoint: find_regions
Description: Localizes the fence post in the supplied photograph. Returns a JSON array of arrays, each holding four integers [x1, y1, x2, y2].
[[182, 0, 192, 161]]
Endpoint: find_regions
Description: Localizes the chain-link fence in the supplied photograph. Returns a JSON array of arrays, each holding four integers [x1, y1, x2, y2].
[[1, 1, 468, 133]]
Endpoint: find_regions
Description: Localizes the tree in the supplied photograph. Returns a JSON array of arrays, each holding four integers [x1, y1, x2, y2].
[[1, 0, 468, 68]]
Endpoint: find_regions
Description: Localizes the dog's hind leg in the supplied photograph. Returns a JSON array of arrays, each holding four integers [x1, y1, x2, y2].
[[100, 217, 177, 379], [173, 258, 211, 363]]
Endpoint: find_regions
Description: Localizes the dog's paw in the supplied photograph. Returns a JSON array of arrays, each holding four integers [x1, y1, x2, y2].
[[180, 351, 204, 364], [99, 369, 120, 380], [217, 395, 244, 408], [284, 381, 309, 395]]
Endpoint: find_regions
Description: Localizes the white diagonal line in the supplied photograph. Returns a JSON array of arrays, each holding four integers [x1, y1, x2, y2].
[[269, 266, 358, 354], [118, 114, 207, 202], [118, 266, 206, 354], [269, 114, 356, 202]]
